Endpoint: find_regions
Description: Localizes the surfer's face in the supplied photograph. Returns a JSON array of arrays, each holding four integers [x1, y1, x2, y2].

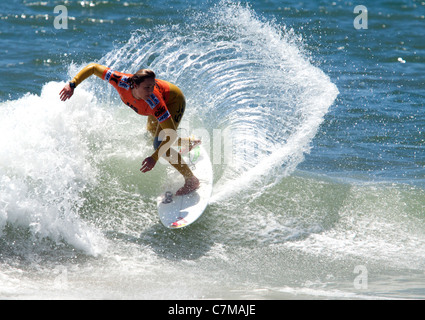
[[134, 78, 155, 100]]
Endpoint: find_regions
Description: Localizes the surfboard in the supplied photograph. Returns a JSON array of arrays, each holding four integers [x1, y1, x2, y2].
[[157, 144, 213, 229]]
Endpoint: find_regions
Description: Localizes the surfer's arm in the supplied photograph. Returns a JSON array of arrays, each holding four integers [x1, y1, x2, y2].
[[60, 63, 107, 101], [70, 63, 107, 87]]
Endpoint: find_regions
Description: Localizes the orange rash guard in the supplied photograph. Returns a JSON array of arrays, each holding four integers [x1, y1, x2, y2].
[[70, 63, 179, 161], [102, 68, 172, 123], [70, 63, 172, 124]]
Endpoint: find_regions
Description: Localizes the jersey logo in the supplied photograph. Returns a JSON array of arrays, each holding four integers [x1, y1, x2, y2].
[[157, 110, 170, 123], [118, 76, 130, 90], [104, 70, 112, 82], [110, 73, 121, 84], [150, 94, 160, 105], [146, 94, 160, 109], [154, 106, 166, 117], [146, 99, 155, 109]]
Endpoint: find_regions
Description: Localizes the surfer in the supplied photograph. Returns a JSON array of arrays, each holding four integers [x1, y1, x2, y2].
[[59, 63, 200, 195]]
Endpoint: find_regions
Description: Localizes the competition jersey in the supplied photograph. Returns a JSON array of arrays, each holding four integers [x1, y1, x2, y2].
[[102, 68, 172, 123]]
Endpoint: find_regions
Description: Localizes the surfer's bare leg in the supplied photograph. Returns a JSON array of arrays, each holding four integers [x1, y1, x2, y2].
[[163, 146, 200, 196], [150, 110, 200, 195]]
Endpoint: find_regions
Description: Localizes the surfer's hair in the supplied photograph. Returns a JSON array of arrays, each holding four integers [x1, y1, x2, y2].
[[128, 69, 156, 89]]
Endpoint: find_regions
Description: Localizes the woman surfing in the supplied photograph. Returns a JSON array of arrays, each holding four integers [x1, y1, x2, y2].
[[59, 63, 200, 196]]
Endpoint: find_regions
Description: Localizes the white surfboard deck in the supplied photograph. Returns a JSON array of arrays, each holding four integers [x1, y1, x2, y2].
[[157, 144, 213, 229]]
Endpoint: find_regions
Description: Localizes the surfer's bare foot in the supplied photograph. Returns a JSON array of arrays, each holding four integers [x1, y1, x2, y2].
[[176, 176, 200, 196]]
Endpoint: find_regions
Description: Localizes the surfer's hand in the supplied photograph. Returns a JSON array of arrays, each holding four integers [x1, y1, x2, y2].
[[59, 83, 74, 101], [140, 156, 156, 173]]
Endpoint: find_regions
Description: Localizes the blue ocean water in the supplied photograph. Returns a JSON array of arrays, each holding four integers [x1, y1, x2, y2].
[[1, 0, 425, 300]]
